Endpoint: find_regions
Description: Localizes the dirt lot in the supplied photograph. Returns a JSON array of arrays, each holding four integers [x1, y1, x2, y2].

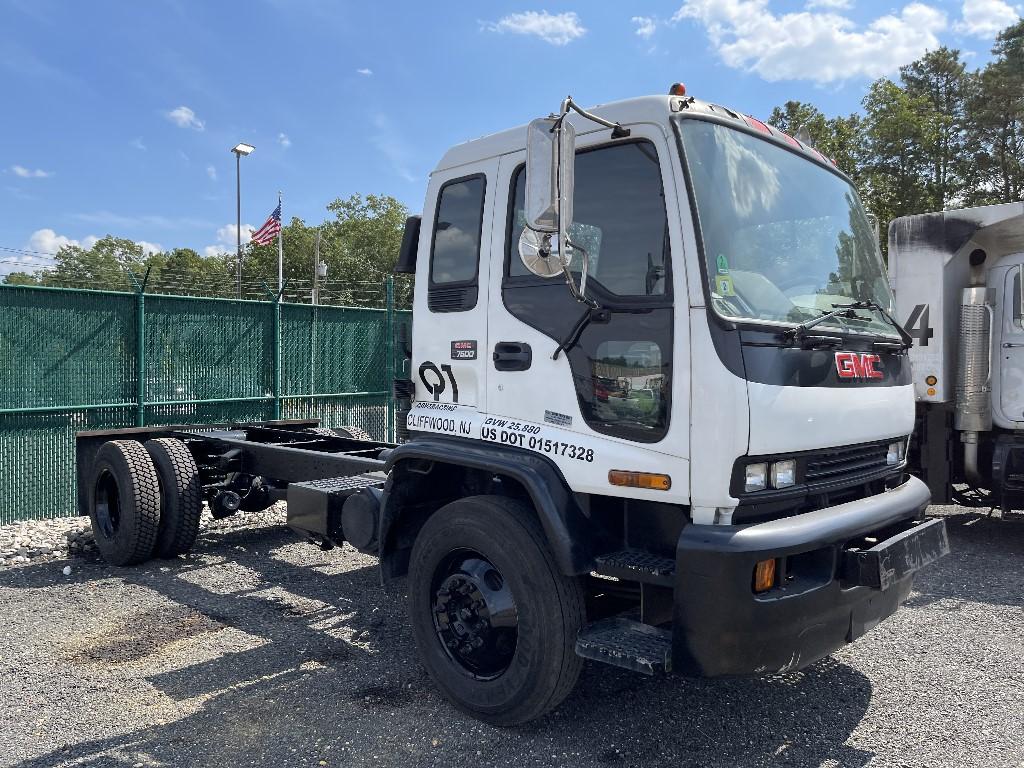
[[0, 505, 1021, 768]]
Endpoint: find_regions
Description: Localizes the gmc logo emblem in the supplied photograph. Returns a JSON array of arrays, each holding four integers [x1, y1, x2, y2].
[[835, 352, 883, 380]]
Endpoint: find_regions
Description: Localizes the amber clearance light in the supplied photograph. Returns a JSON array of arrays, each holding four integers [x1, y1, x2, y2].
[[608, 470, 671, 491], [753, 559, 777, 593]]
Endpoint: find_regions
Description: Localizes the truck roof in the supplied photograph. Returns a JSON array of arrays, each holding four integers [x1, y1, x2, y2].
[[434, 93, 840, 176], [889, 202, 1024, 258]]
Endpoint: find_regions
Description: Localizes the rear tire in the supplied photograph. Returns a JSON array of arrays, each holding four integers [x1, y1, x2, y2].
[[335, 425, 372, 441], [88, 440, 161, 566], [408, 495, 585, 725], [145, 438, 202, 558], [308, 425, 373, 441]]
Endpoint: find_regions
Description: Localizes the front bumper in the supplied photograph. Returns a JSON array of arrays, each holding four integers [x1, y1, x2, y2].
[[673, 475, 946, 676]]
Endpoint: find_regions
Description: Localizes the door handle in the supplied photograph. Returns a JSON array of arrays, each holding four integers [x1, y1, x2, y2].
[[1002, 343, 1024, 348], [493, 342, 532, 372]]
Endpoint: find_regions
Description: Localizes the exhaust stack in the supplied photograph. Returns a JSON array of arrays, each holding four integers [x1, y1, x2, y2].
[[956, 249, 993, 486]]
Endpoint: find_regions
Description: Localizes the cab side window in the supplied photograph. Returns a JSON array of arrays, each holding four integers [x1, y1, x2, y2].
[[429, 174, 486, 312]]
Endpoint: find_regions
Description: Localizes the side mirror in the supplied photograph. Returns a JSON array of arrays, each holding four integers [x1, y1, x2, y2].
[[524, 117, 575, 234]]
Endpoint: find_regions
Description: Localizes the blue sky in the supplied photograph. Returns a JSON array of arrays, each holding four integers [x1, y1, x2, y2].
[[1, 0, 1019, 275]]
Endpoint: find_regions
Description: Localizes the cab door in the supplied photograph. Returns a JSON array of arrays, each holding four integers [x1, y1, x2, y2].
[[998, 264, 1024, 425], [483, 126, 691, 501], [410, 162, 496, 414]]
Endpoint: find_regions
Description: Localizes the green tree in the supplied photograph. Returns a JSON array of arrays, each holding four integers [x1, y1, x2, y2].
[[241, 194, 409, 306], [767, 101, 866, 182], [966, 21, 1024, 204], [861, 78, 934, 228], [899, 47, 969, 209]]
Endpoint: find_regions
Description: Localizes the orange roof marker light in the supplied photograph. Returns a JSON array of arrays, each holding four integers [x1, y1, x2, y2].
[[668, 82, 687, 96]]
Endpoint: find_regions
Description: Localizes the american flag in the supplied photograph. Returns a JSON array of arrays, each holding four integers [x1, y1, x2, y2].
[[251, 202, 281, 246]]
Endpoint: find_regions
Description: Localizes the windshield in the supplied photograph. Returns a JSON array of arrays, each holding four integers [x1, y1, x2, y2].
[[676, 118, 896, 337]]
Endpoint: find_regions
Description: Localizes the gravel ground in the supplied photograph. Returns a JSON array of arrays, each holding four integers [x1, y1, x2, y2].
[[0, 504, 1021, 768]]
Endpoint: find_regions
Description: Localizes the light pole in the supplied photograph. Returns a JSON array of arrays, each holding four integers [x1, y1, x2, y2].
[[230, 143, 255, 298]]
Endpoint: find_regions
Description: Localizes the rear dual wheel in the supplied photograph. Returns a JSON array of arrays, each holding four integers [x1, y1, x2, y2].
[[88, 438, 201, 565]]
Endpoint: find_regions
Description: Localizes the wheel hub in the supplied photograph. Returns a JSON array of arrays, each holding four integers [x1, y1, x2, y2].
[[432, 553, 518, 679], [93, 469, 121, 540]]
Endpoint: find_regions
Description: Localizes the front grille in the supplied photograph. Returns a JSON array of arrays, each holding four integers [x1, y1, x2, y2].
[[805, 441, 892, 485]]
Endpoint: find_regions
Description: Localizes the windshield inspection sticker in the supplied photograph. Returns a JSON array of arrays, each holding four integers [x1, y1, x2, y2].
[[715, 274, 735, 296], [716, 253, 730, 274]]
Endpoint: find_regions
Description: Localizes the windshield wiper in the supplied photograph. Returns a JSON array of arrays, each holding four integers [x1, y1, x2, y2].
[[783, 300, 914, 351], [783, 304, 872, 347], [846, 299, 915, 351]]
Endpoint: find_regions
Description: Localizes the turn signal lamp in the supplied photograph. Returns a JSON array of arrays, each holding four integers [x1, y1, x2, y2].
[[753, 559, 777, 593], [669, 82, 687, 96], [886, 441, 905, 466], [925, 375, 938, 386], [608, 470, 671, 491]]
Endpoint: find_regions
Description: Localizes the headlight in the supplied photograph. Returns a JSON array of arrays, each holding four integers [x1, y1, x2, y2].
[[771, 459, 796, 489], [886, 441, 904, 466], [744, 462, 767, 492]]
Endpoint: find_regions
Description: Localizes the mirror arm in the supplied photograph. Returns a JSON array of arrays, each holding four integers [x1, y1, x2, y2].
[[559, 96, 631, 138]]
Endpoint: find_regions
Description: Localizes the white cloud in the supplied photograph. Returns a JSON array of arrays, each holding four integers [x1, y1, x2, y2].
[[11, 165, 53, 178], [204, 223, 254, 257], [955, 0, 1020, 36], [482, 11, 586, 46], [131, 137, 147, 151], [206, 164, 217, 181], [165, 105, 205, 131], [806, 0, 852, 8], [356, 67, 373, 76], [673, 0, 947, 83], [27, 228, 79, 254], [633, 16, 657, 38], [24, 229, 160, 257], [278, 132, 291, 148], [137, 240, 163, 256]]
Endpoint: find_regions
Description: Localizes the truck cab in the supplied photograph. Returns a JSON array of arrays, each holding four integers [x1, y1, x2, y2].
[[388, 92, 946, 720]]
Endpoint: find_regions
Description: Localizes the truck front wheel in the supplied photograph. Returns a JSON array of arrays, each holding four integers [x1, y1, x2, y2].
[[407, 495, 585, 725]]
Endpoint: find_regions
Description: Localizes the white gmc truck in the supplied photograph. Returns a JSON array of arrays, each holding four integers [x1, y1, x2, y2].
[[75, 89, 948, 725]]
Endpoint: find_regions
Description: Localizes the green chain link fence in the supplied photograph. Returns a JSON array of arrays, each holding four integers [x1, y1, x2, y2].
[[0, 280, 410, 523]]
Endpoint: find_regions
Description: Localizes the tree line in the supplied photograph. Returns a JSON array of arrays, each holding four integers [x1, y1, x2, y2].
[[4, 194, 412, 308], [768, 20, 1023, 248]]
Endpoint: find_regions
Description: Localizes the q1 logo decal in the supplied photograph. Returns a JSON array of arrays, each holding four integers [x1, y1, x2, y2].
[[418, 361, 459, 403]]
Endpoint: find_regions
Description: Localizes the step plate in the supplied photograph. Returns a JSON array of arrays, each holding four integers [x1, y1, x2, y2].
[[593, 549, 676, 586], [575, 618, 672, 675]]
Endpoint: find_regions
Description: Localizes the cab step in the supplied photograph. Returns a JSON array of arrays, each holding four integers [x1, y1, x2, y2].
[[575, 617, 672, 675], [592, 549, 676, 586]]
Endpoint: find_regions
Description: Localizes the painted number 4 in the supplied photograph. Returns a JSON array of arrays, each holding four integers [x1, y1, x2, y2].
[[905, 303, 934, 347]]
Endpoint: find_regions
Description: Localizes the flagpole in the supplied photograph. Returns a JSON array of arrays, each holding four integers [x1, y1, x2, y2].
[[277, 190, 283, 295]]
